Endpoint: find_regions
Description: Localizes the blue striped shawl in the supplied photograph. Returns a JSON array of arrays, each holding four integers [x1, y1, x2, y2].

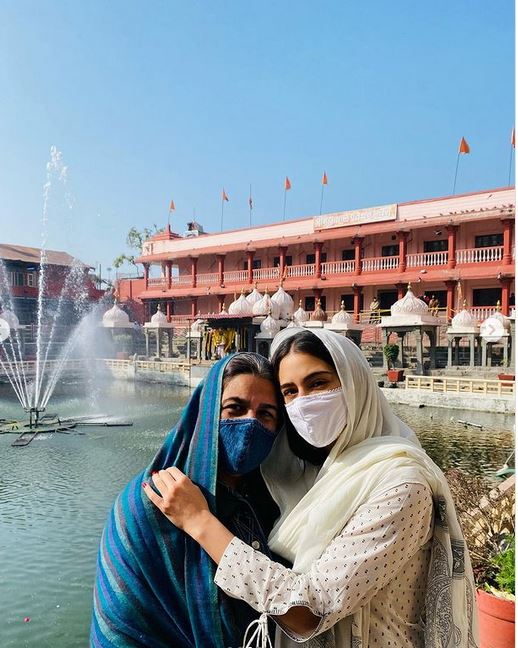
[[90, 357, 236, 648]]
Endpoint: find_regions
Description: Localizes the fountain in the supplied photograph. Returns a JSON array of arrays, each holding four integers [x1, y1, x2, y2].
[[0, 147, 132, 445]]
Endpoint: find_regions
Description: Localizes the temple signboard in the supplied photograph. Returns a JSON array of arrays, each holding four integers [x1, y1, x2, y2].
[[314, 203, 397, 231]]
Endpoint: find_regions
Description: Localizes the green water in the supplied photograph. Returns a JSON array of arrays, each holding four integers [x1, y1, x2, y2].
[[0, 379, 514, 647]]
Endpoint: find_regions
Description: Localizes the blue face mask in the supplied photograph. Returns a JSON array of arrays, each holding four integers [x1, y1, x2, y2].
[[219, 418, 277, 476]]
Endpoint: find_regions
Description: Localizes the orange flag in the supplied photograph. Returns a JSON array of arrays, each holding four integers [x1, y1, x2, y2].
[[284, 176, 291, 191], [458, 137, 470, 154], [512, 127, 515, 148], [169, 199, 175, 211], [322, 171, 328, 185], [222, 189, 229, 202]]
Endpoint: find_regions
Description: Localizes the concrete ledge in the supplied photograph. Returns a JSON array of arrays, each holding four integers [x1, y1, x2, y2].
[[381, 387, 515, 413]]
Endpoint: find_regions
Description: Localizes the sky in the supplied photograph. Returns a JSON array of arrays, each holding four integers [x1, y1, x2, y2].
[[0, 0, 514, 279]]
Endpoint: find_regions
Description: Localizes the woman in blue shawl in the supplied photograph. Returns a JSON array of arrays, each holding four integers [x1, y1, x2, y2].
[[91, 352, 283, 648]]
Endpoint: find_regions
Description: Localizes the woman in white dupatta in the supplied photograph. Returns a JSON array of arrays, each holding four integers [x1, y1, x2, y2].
[[145, 328, 478, 648]]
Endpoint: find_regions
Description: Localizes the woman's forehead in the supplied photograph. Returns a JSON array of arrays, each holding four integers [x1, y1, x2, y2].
[[279, 350, 336, 379]]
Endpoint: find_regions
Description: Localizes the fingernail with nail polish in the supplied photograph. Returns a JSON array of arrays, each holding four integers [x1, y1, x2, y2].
[[142, 482, 148, 488]]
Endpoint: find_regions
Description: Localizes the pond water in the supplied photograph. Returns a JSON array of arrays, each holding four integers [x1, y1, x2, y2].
[[0, 379, 514, 647]]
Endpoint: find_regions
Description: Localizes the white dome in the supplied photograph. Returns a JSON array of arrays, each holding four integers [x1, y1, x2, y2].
[[451, 307, 477, 330], [190, 318, 205, 333], [260, 314, 280, 336], [310, 299, 327, 322], [331, 302, 352, 325], [293, 300, 309, 323], [271, 286, 294, 320], [252, 291, 280, 318], [246, 288, 263, 306], [391, 287, 429, 316], [102, 303, 130, 328], [228, 293, 253, 316], [490, 305, 510, 329], [0, 308, 19, 330], [151, 305, 168, 325]]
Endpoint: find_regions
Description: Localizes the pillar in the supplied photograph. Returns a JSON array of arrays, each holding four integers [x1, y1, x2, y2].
[[398, 231, 408, 272], [447, 225, 458, 270], [190, 257, 198, 288], [217, 255, 225, 287], [353, 285, 362, 322], [314, 242, 323, 279], [447, 336, 453, 367], [191, 297, 198, 318], [279, 246, 288, 279], [166, 261, 173, 289], [247, 251, 255, 284], [143, 263, 150, 290], [445, 280, 456, 322], [499, 277, 512, 316], [218, 295, 225, 312], [354, 237, 363, 275], [156, 329, 160, 357], [145, 330, 149, 357], [415, 329, 424, 374], [502, 219, 514, 265], [166, 301, 171, 322]]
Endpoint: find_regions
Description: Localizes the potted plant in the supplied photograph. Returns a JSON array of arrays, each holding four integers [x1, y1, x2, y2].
[[446, 469, 515, 648], [383, 343, 404, 382]]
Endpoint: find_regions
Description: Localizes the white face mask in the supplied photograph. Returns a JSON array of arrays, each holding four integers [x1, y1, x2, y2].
[[285, 388, 347, 448]]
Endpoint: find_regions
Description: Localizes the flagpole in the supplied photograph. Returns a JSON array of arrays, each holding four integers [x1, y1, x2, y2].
[[319, 183, 325, 215], [283, 189, 287, 221], [249, 184, 252, 227], [452, 152, 461, 195], [508, 145, 514, 187], [221, 199, 224, 232]]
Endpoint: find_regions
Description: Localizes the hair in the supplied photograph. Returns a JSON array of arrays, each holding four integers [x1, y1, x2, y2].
[[222, 352, 284, 426], [271, 329, 336, 377], [271, 331, 339, 466]]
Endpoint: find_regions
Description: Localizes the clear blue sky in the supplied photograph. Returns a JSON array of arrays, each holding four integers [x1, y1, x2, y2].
[[0, 0, 514, 277]]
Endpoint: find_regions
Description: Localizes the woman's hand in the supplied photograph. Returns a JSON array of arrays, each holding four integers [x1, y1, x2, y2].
[[142, 467, 210, 537], [142, 467, 235, 564]]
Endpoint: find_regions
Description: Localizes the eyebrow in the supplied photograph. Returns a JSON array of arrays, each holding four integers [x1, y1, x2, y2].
[[221, 396, 279, 412], [280, 370, 334, 390]]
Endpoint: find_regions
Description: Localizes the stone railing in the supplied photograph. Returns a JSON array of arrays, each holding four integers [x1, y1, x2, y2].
[[361, 256, 399, 272], [456, 246, 504, 264], [321, 260, 356, 275], [407, 251, 448, 267]]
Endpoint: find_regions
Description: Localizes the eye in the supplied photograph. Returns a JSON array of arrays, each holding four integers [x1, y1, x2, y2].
[[309, 379, 328, 390], [222, 403, 244, 416]]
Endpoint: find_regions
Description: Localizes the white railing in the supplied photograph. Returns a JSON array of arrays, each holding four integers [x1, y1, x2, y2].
[[361, 256, 398, 272], [171, 275, 193, 286], [321, 260, 355, 275], [197, 272, 219, 285], [286, 263, 315, 278], [456, 246, 504, 264], [405, 375, 515, 396], [407, 251, 448, 267], [223, 269, 248, 283], [0, 359, 86, 377], [252, 267, 281, 281], [469, 306, 498, 322], [147, 278, 168, 287]]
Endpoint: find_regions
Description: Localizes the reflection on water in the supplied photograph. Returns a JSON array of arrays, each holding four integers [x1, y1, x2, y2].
[[0, 380, 514, 647]]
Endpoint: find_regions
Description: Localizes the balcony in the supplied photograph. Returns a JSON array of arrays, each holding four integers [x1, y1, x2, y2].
[[407, 251, 448, 267], [361, 255, 398, 272], [144, 246, 509, 291], [321, 260, 355, 275], [456, 246, 504, 264]]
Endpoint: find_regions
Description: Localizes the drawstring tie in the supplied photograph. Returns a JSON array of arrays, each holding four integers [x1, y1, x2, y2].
[[243, 612, 273, 648]]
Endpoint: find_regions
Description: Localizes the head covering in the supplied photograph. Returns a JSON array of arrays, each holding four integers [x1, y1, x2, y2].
[[263, 328, 478, 647], [91, 356, 237, 648]]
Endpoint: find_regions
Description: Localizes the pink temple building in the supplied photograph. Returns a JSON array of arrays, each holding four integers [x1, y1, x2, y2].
[[117, 186, 515, 325]]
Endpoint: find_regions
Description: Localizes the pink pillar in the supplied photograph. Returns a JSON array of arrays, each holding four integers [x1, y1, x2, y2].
[[143, 263, 149, 290], [502, 219, 514, 265], [314, 242, 323, 279], [398, 231, 408, 272], [190, 257, 198, 288], [445, 280, 456, 322], [166, 261, 173, 289], [191, 297, 198, 318], [354, 237, 363, 275], [279, 246, 288, 279], [247, 251, 255, 284], [447, 225, 458, 270], [353, 285, 362, 322], [217, 255, 225, 287]]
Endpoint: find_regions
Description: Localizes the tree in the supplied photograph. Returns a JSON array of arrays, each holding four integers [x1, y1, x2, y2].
[[113, 225, 160, 269]]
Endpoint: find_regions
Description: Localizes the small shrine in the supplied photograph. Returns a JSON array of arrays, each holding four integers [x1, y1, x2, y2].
[[446, 301, 480, 368], [291, 300, 309, 325], [379, 284, 440, 374], [186, 317, 205, 362], [255, 310, 281, 357], [102, 299, 135, 357], [271, 283, 294, 322], [304, 299, 328, 328], [480, 302, 511, 368], [143, 304, 174, 358], [252, 288, 280, 319], [324, 300, 364, 347]]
